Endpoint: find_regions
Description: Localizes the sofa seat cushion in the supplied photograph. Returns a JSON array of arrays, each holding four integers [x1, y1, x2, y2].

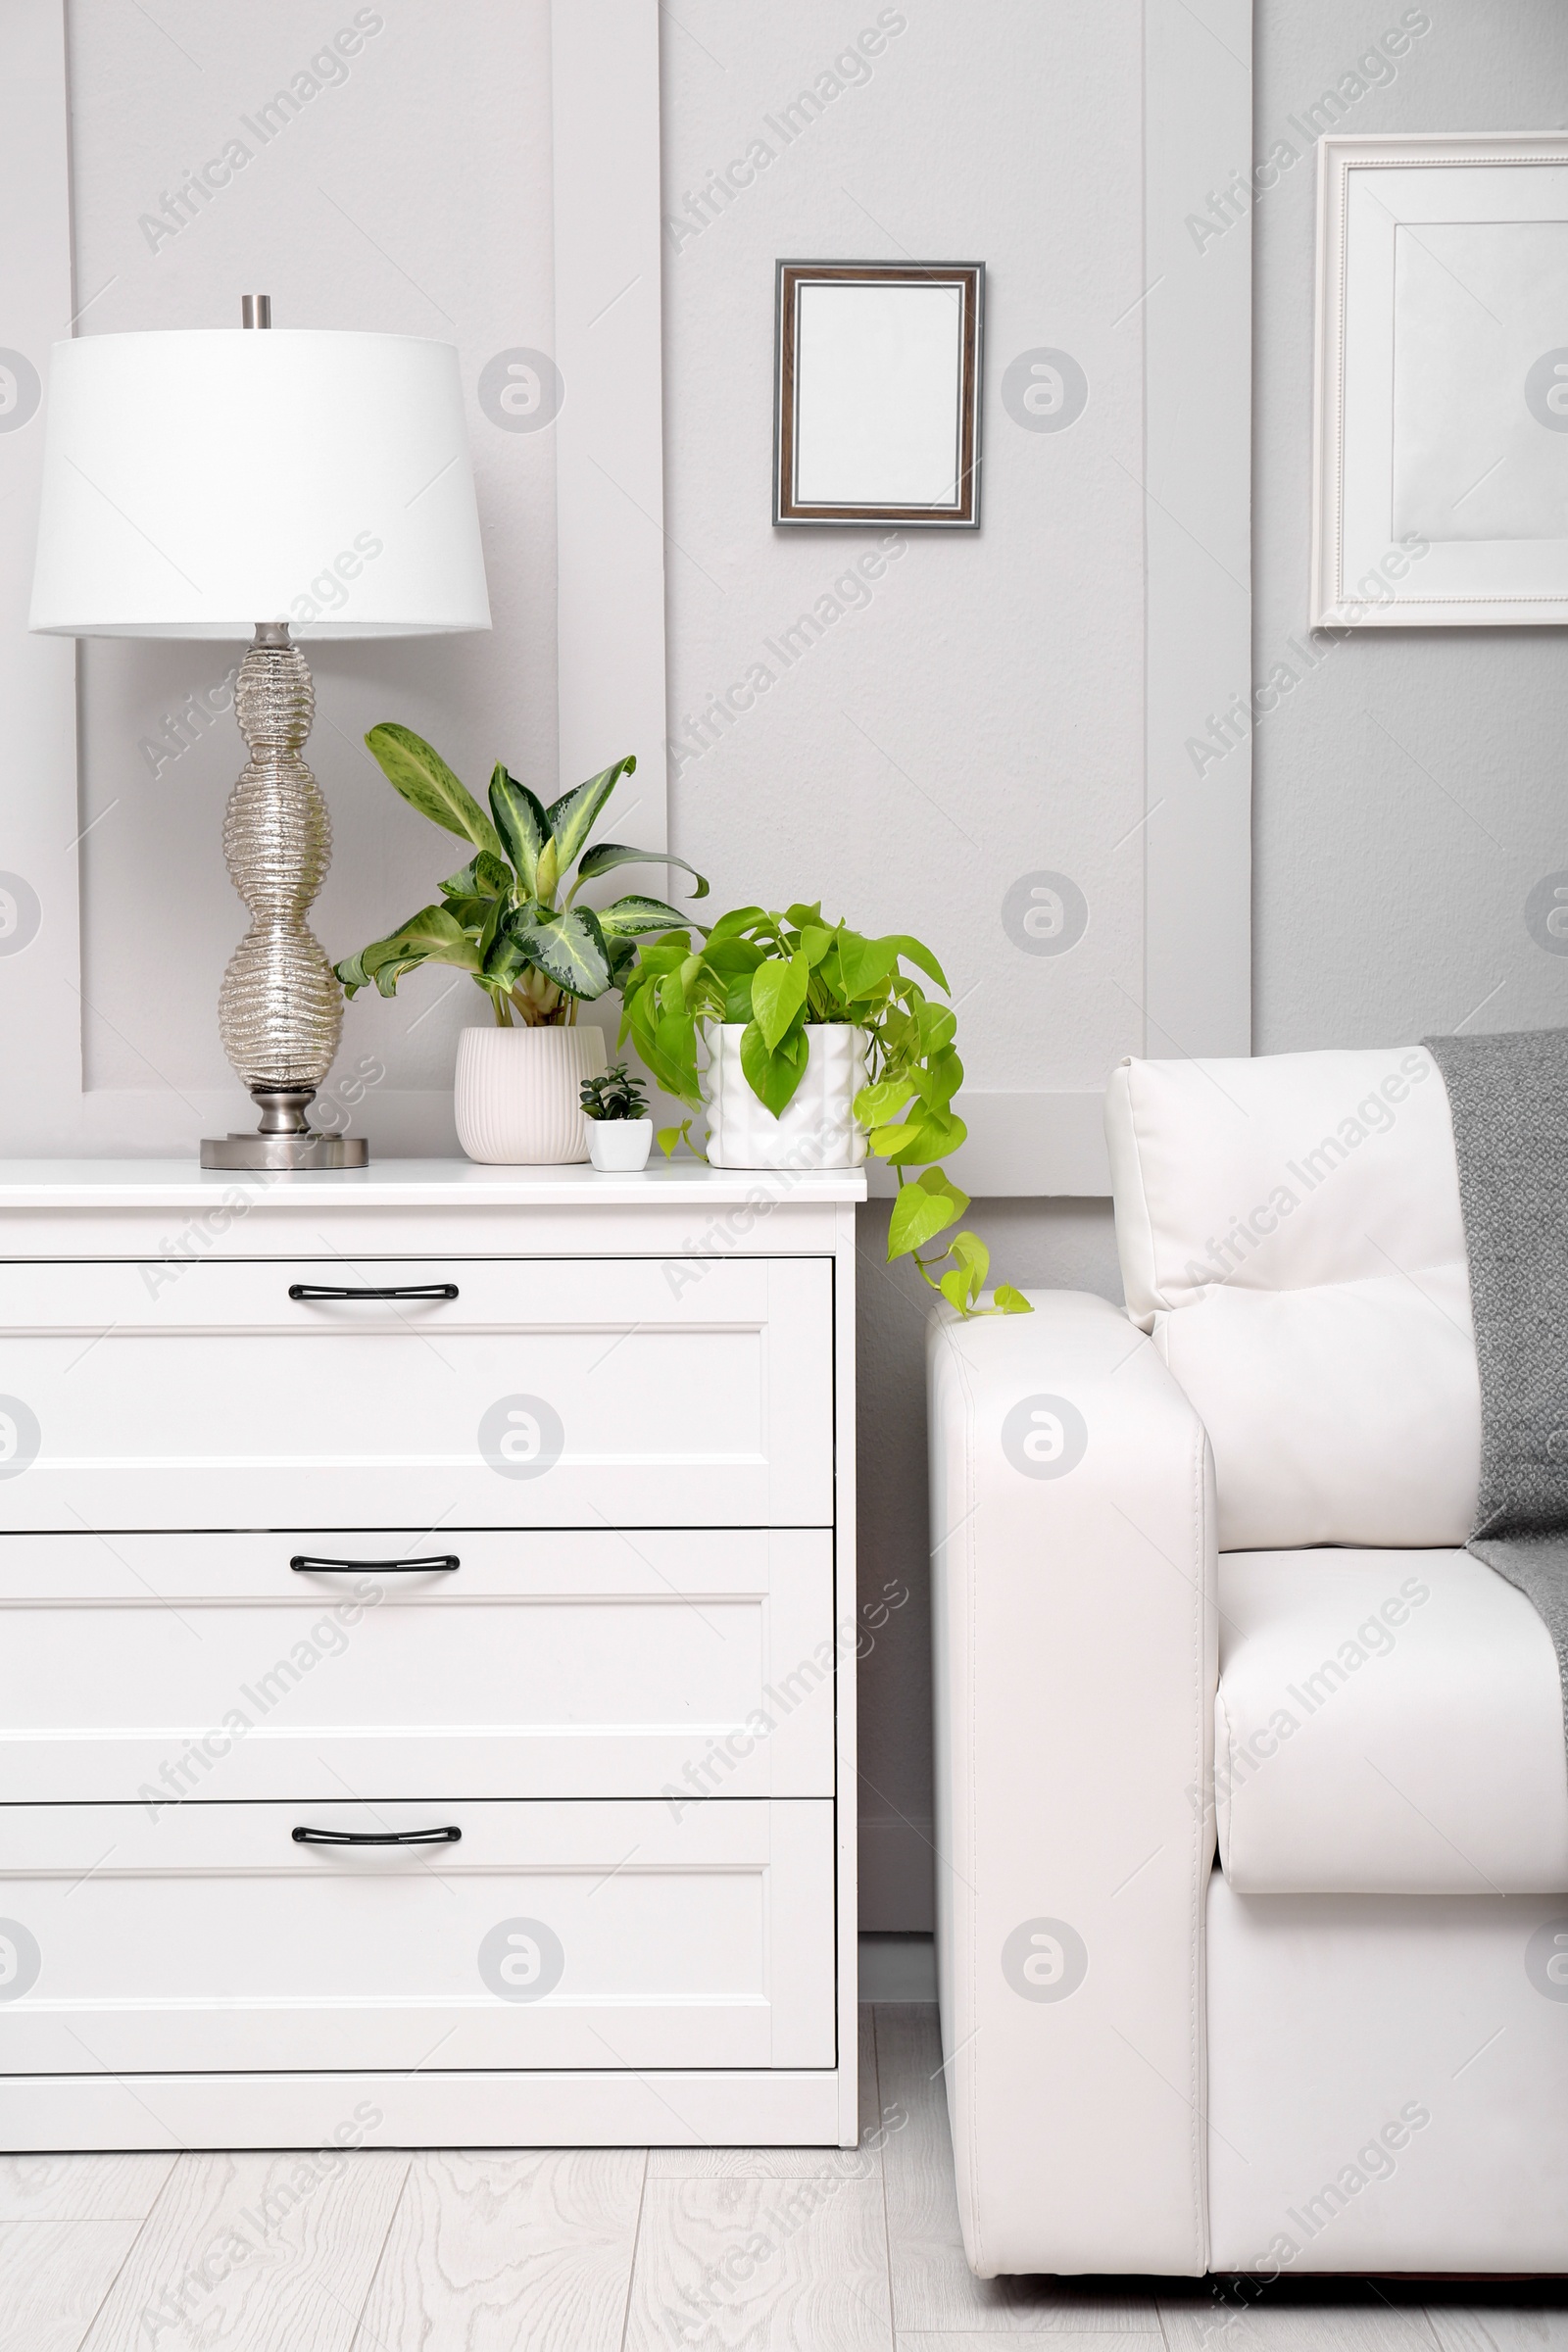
[[1215, 1548, 1568, 1893]]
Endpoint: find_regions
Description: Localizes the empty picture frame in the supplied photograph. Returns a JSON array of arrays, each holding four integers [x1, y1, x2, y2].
[[1312, 132, 1568, 625], [773, 260, 984, 528]]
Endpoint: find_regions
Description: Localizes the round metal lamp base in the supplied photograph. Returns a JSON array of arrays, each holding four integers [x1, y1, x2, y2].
[[201, 1132, 368, 1172], [202, 1085, 368, 1172]]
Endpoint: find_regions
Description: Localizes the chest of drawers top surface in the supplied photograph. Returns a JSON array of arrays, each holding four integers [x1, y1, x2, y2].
[[0, 1159, 867, 1210], [0, 1157, 865, 1264]]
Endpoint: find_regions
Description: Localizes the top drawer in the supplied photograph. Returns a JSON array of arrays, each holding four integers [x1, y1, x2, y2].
[[0, 1256, 834, 1531]]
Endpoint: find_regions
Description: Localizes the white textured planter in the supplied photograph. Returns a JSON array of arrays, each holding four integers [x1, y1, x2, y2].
[[453, 1024, 606, 1165], [587, 1118, 653, 1173], [706, 1023, 869, 1170]]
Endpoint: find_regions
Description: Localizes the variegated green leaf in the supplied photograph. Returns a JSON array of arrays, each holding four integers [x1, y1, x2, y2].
[[440, 851, 512, 900], [597, 894, 698, 939], [505, 903, 612, 1000], [336, 904, 483, 1001], [488, 765, 549, 895], [364, 725, 504, 858], [545, 755, 636, 868], [577, 842, 710, 899], [440, 895, 500, 930]]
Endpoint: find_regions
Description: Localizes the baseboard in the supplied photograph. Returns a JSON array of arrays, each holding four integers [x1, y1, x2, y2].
[[0, 2068, 858, 2152]]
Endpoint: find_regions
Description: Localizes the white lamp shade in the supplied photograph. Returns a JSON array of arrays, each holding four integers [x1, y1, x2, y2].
[[29, 328, 491, 639]]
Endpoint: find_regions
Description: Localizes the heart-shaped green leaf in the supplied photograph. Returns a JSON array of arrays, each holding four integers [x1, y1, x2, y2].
[[740, 1016, 809, 1117], [750, 954, 809, 1052], [888, 1166, 969, 1260], [869, 1123, 922, 1159], [878, 1107, 968, 1164], [707, 906, 767, 945], [916, 1003, 957, 1054], [940, 1260, 983, 1312], [882, 932, 950, 992], [835, 933, 900, 1000], [855, 1079, 914, 1130]]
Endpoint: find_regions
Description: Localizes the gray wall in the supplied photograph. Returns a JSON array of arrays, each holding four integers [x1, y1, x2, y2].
[[1253, 0, 1568, 1057], [854, 1197, 1120, 1924]]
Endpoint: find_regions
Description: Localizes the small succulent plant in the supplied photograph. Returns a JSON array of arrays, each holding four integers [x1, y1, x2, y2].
[[579, 1063, 650, 1122]]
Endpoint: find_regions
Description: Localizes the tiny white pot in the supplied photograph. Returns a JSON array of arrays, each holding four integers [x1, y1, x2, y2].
[[454, 1024, 606, 1165], [586, 1118, 653, 1173], [705, 1023, 869, 1170]]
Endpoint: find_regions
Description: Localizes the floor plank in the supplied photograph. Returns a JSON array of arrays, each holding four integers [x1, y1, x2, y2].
[[0, 2153, 175, 2224], [624, 2175, 892, 2350], [349, 2148, 644, 2352], [0, 2219, 143, 2352], [1426, 2313, 1568, 2351], [78, 2148, 408, 2352], [875, 2004, 1158, 2334], [900, 2338, 1167, 2351], [652, 2008, 883, 2179], [1159, 2297, 1440, 2349]]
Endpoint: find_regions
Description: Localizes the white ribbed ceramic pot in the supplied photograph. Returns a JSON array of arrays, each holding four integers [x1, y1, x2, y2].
[[705, 1023, 869, 1170], [453, 1024, 606, 1165]]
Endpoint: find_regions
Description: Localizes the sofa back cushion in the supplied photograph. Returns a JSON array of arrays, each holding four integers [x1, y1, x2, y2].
[[1104, 1047, 1480, 1549]]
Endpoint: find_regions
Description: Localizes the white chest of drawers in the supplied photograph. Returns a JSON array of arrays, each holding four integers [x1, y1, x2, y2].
[[0, 1159, 862, 2152]]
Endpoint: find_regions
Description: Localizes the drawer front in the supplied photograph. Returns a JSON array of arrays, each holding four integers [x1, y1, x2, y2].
[[0, 1529, 836, 1802], [0, 1255, 832, 1530], [0, 1799, 835, 2074]]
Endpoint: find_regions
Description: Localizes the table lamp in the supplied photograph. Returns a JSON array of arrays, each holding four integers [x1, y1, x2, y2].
[[28, 299, 491, 1170]]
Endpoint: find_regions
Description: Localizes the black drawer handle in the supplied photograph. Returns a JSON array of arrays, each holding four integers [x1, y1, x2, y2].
[[288, 1283, 459, 1301], [292, 1825, 462, 1846], [291, 1554, 460, 1575]]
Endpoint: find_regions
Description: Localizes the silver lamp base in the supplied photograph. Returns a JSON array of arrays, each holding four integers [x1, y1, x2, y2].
[[201, 1086, 368, 1172], [200, 620, 370, 1174]]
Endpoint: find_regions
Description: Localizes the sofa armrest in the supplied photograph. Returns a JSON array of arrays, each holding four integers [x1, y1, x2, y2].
[[928, 1290, 1217, 2277]]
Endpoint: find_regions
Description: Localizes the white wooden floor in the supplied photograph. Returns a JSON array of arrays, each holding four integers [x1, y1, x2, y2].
[[1, 2006, 1563, 2351]]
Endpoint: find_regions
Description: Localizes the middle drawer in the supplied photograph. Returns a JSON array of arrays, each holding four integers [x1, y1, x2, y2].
[[0, 1528, 836, 1805]]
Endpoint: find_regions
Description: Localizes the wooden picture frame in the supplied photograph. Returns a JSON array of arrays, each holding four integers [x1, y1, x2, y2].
[[773, 260, 983, 528]]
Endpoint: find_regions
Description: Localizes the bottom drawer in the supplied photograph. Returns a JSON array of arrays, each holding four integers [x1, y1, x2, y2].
[[0, 1798, 835, 2075]]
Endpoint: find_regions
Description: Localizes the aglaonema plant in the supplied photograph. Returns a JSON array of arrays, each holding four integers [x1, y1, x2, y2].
[[335, 725, 708, 1024], [619, 904, 1030, 1318]]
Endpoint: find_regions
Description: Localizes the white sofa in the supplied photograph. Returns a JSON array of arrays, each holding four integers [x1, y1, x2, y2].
[[928, 1045, 1568, 2278]]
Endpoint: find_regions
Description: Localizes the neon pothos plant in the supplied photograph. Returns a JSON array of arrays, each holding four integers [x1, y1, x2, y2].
[[335, 725, 708, 1024], [619, 905, 1030, 1319]]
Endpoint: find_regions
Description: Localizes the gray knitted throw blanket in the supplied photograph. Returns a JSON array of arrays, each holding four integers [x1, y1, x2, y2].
[[1425, 1029, 1568, 1744]]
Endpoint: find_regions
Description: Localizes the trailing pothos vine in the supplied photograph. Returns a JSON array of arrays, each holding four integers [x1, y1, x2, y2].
[[620, 904, 1030, 1319]]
